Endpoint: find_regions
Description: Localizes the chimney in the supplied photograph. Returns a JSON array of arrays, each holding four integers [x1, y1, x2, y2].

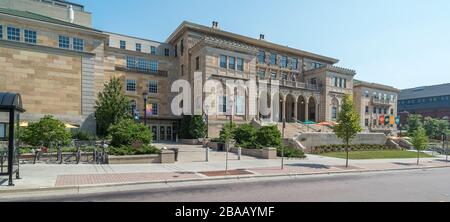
[[68, 5, 75, 23], [212, 21, 219, 29], [259, 34, 265, 40]]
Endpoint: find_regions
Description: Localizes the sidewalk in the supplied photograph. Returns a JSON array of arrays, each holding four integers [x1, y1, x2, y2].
[[1, 154, 448, 193]]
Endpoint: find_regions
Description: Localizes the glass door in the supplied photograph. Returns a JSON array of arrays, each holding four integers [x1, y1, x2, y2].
[[151, 125, 158, 141], [159, 126, 166, 142], [166, 126, 172, 141]]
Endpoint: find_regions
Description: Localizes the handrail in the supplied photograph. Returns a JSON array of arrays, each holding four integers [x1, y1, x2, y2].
[[292, 118, 320, 132]]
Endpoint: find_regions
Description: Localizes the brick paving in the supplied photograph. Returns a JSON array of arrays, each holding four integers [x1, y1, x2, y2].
[[55, 172, 200, 187]]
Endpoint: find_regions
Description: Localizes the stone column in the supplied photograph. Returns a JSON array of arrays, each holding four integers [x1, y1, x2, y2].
[[294, 98, 298, 122], [315, 102, 320, 122], [282, 97, 286, 122]]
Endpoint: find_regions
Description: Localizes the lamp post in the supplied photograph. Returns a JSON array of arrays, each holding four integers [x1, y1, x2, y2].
[[225, 101, 233, 175], [130, 100, 137, 122], [143, 92, 148, 126], [280, 98, 285, 170]]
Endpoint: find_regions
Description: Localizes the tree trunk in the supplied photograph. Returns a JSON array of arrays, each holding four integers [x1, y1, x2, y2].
[[346, 141, 349, 168], [417, 149, 420, 166]]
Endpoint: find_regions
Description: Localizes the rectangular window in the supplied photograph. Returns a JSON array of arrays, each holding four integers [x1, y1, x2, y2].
[[7, 26, 20, 41], [149, 81, 158, 93], [149, 60, 158, 72], [280, 56, 287, 68], [195, 56, 200, 71], [364, 91, 369, 97], [127, 57, 137, 69], [219, 96, 227, 113], [174, 44, 178, 57], [291, 58, 298, 70], [181, 64, 184, 76], [281, 73, 288, 80], [164, 48, 170, 56], [137, 58, 149, 72], [270, 53, 277, 65], [220, 55, 227, 68], [58, 35, 70, 49], [373, 107, 377, 114], [73, 38, 84, 51], [235, 96, 245, 116], [237, 58, 244, 71], [136, 43, 141, 52], [0, 25, 3, 39], [120, 40, 126, 49], [258, 69, 265, 80], [24, 29, 37, 44], [365, 119, 369, 127], [126, 79, 136, 92], [151, 46, 156, 55], [0, 123, 5, 140], [331, 107, 337, 120], [229, 57, 236, 70], [365, 106, 369, 113], [310, 78, 317, 85], [180, 39, 184, 56], [152, 103, 158, 116], [271, 72, 277, 80], [258, 50, 265, 63]]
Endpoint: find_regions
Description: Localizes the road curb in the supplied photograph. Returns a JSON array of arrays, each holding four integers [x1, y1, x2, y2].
[[0, 164, 448, 197]]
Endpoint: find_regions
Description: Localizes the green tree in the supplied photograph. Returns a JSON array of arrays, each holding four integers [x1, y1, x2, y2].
[[179, 115, 207, 139], [333, 94, 363, 168], [95, 77, 131, 137], [234, 124, 257, 148], [219, 122, 237, 143], [108, 119, 152, 148], [411, 127, 428, 165], [255, 125, 282, 148], [406, 114, 423, 136], [20, 115, 72, 147], [436, 119, 449, 139], [423, 117, 439, 138]]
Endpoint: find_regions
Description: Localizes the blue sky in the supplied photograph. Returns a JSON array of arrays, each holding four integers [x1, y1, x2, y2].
[[76, 0, 450, 89]]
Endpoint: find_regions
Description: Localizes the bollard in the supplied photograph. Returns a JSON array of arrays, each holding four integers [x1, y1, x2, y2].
[[205, 147, 209, 162], [238, 147, 242, 161]]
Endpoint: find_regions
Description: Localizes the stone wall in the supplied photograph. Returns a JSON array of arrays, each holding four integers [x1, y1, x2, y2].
[[296, 132, 387, 148]]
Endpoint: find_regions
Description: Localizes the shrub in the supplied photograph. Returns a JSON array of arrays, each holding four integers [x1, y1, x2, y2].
[[312, 144, 393, 154], [179, 115, 207, 139], [72, 130, 96, 141], [219, 122, 237, 143], [108, 119, 152, 148], [277, 146, 306, 158], [108, 145, 160, 156], [234, 124, 257, 148], [255, 125, 282, 148], [20, 115, 72, 147]]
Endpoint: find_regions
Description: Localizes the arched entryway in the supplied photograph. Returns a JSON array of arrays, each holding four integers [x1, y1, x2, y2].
[[308, 97, 317, 122], [286, 94, 296, 122], [258, 91, 271, 121], [297, 96, 306, 122], [271, 92, 283, 122]]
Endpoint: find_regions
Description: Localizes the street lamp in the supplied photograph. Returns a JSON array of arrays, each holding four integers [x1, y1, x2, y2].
[[225, 101, 234, 175], [143, 92, 148, 126], [280, 98, 285, 170]]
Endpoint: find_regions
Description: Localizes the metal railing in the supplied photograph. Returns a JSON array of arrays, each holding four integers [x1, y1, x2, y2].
[[292, 118, 320, 132]]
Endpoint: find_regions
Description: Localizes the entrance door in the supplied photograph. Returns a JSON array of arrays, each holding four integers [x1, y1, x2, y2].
[[159, 126, 166, 142], [151, 125, 158, 141]]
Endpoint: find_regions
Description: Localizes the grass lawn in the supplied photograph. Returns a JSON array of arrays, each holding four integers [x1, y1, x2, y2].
[[321, 150, 434, 160]]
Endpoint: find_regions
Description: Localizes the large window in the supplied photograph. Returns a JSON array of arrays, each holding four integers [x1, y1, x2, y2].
[[127, 57, 158, 73], [151, 46, 156, 55], [280, 56, 288, 68], [281, 73, 288, 80], [120, 40, 126, 49], [0, 123, 5, 141], [0, 25, 3, 39], [149, 81, 158, 93], [73, 38, 84, 51], [195, 56, 200, 70], [258, 50, 265, 63], [218, 96, 227, 113], [151, 103, 158, 116], [271, 72, 277, 80], [229, 57, 236, 70], [270, 53, 277, 65], [291, 58, 298, 70], [220, 55, 227, 68], [59, 35, 70, 49], [149, 60, 158, 72], [164, 48, 170, 56], [258, 69, 265, 80], [126, 79, 136, 92], [235, 96, 245, 116], [331, 107, 337, 121], [237, 58, 244, 71], [136, 43, 141, 52], [7, 26, 20, 41], [24, 29, 37, 44]]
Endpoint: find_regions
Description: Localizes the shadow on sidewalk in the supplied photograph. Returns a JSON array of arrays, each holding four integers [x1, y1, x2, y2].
[[285, 163, 330, 169]]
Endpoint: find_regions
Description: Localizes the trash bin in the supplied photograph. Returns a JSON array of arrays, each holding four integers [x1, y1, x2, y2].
[[169, 148, 179, 162]]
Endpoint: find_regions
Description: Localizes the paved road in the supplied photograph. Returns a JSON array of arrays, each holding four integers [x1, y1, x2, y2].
[[6, 168, 450, 202]]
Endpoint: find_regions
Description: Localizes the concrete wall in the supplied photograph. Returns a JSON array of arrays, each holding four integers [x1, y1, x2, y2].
[[296, 132, 387, 148]]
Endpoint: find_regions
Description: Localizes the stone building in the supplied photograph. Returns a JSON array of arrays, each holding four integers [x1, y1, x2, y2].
[[0, 0, 400, 140]]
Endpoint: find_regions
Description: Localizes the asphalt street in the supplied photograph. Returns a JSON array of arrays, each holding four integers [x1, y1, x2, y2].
[[5, 167, 450, 202]]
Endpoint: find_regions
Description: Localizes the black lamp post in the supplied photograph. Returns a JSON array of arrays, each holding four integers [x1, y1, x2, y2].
[[143, 92, 148, 126]]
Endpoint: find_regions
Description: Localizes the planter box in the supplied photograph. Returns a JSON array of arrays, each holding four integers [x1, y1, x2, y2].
[[179, 139, 201, 145], [230, 147, 277, 159], [108, 150, 175, 164]]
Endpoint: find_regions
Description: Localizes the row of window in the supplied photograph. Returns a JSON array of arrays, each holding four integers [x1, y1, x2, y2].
[[126, 57, 158, 73], [257, 69, 299, 81], [399, 95, 450, 106], [364, 90, 396, 102], [126, 79, 159, 94], [58, 35, 84, 51], [219, 55, 244, 71], [331, 76, 347, 88], [257, 50, 299, 70], [0, 25, 37, 44], [365, 106, 394, 115], [119, 40, 170, 56]]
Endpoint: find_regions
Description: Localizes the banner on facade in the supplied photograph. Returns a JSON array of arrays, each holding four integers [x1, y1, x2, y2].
[[395, 116, 401, 125], [379, 115, 385, 125], [389, 116, 395, 125], [146, 103, 153, 116], [385, 115, 390, 125]]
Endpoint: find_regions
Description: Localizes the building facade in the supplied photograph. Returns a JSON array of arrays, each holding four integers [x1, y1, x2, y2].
[[0, 0, 400, 140], [398, 83, 450, 125], [353, 80, 399, 132]]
